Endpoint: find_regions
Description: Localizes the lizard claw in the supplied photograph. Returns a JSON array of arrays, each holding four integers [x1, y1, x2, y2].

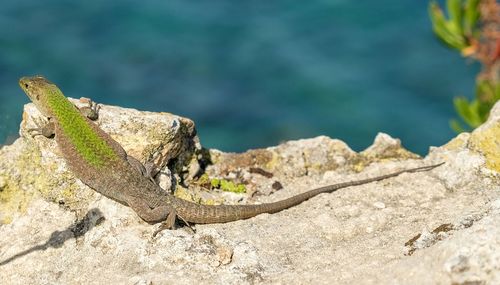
[[152, 213, 196, 237], [178, 214, 196, 234], [152, 223, 171, 237], [152, 210, 177, 237]]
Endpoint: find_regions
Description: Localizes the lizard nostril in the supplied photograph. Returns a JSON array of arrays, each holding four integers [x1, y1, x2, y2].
[[24, 83, 29, 89]]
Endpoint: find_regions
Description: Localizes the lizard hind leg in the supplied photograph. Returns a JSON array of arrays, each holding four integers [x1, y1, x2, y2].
[[153, 211, 178, 237], [127, 197, 177, 222], [126, 197, 177, 234], [153, 212, 196, 236]]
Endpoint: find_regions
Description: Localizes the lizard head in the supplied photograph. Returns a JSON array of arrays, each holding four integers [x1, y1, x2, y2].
[[19, 76, 60, 117]]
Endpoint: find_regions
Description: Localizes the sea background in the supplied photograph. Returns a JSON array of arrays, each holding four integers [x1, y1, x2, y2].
[[0, 1, 478, 155]]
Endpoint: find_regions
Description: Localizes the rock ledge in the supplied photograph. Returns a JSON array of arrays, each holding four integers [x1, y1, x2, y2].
[[1, 100, 499, 284]]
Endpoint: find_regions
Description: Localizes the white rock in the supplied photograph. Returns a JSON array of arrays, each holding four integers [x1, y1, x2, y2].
[[1, 100, 500, 284]]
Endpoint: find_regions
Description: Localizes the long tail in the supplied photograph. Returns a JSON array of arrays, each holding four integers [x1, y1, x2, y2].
[[176, 162, 444, 224]]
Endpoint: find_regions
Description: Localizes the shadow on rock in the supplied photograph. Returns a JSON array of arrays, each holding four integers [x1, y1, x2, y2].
[[0, 208, 105, 266]]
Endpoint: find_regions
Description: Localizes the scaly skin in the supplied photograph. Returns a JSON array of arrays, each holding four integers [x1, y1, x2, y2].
[[19, 76, 444, 231]]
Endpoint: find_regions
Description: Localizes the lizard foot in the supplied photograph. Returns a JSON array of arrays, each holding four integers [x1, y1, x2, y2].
[[177, 214, 196, 234], [78, 98, 100, 120], [152, 210, 177, 237], [27, 116, 55, 138], [152, 213, 196, 236]]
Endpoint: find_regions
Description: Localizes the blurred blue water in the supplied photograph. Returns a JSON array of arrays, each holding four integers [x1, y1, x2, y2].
[[0, 1, 478, 154]]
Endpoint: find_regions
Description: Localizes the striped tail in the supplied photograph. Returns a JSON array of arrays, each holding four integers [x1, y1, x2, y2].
[[177, 162, 444, 224]]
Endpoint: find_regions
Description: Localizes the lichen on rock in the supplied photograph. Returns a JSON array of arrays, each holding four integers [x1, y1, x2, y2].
[[1, 100, 500, 284], [469, 102, 500, 172]]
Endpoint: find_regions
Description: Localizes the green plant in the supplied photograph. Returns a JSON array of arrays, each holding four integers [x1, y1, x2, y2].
[[429, 0, 500, 132], [452, 80, 500, 131], [429, 0, 480, 51]]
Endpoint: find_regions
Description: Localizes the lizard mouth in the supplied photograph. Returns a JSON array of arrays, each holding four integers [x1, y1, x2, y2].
[[18, 77, 35, 101], [19, 77, 29, 90]]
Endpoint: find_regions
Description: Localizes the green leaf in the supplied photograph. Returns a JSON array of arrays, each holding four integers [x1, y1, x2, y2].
[[481, 80, 500, 103], [477, 102, 491, 122], [447, 0, 464, 35], [475, 81, 495, 121], [429, 2, 466, 50], [464, 0, 480, 36], [453, 96, 482, 127], [454, 96, 472, 125], [468, 100, 484, 127], [476, 80, 497, 104]]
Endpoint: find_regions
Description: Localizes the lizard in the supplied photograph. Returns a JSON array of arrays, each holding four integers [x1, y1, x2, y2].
[[19, 75, 444, 233]]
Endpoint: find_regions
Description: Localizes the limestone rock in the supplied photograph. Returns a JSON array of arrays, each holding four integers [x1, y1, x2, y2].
[[1, 100, 500, 284]]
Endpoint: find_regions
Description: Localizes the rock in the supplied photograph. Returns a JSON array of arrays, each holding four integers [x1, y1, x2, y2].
[[1, 99, 500, 284]]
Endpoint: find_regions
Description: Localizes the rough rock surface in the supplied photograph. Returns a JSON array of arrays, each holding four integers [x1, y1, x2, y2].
[[1, 99, 499, 284]]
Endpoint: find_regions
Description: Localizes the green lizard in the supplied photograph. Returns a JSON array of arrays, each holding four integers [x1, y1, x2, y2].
[[19, 75, 444, 233]]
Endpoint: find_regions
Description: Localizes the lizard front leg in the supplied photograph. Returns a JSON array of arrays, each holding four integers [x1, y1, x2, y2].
[[78, 97, 163, 183], [27, 116, 55, 138], [28, 99, 99, 138]]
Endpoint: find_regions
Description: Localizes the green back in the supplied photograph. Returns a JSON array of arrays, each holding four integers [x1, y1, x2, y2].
[[47, 88, 118, 167]]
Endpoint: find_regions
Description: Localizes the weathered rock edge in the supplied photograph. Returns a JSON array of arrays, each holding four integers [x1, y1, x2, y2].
[[0, 99, 499, 284]]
